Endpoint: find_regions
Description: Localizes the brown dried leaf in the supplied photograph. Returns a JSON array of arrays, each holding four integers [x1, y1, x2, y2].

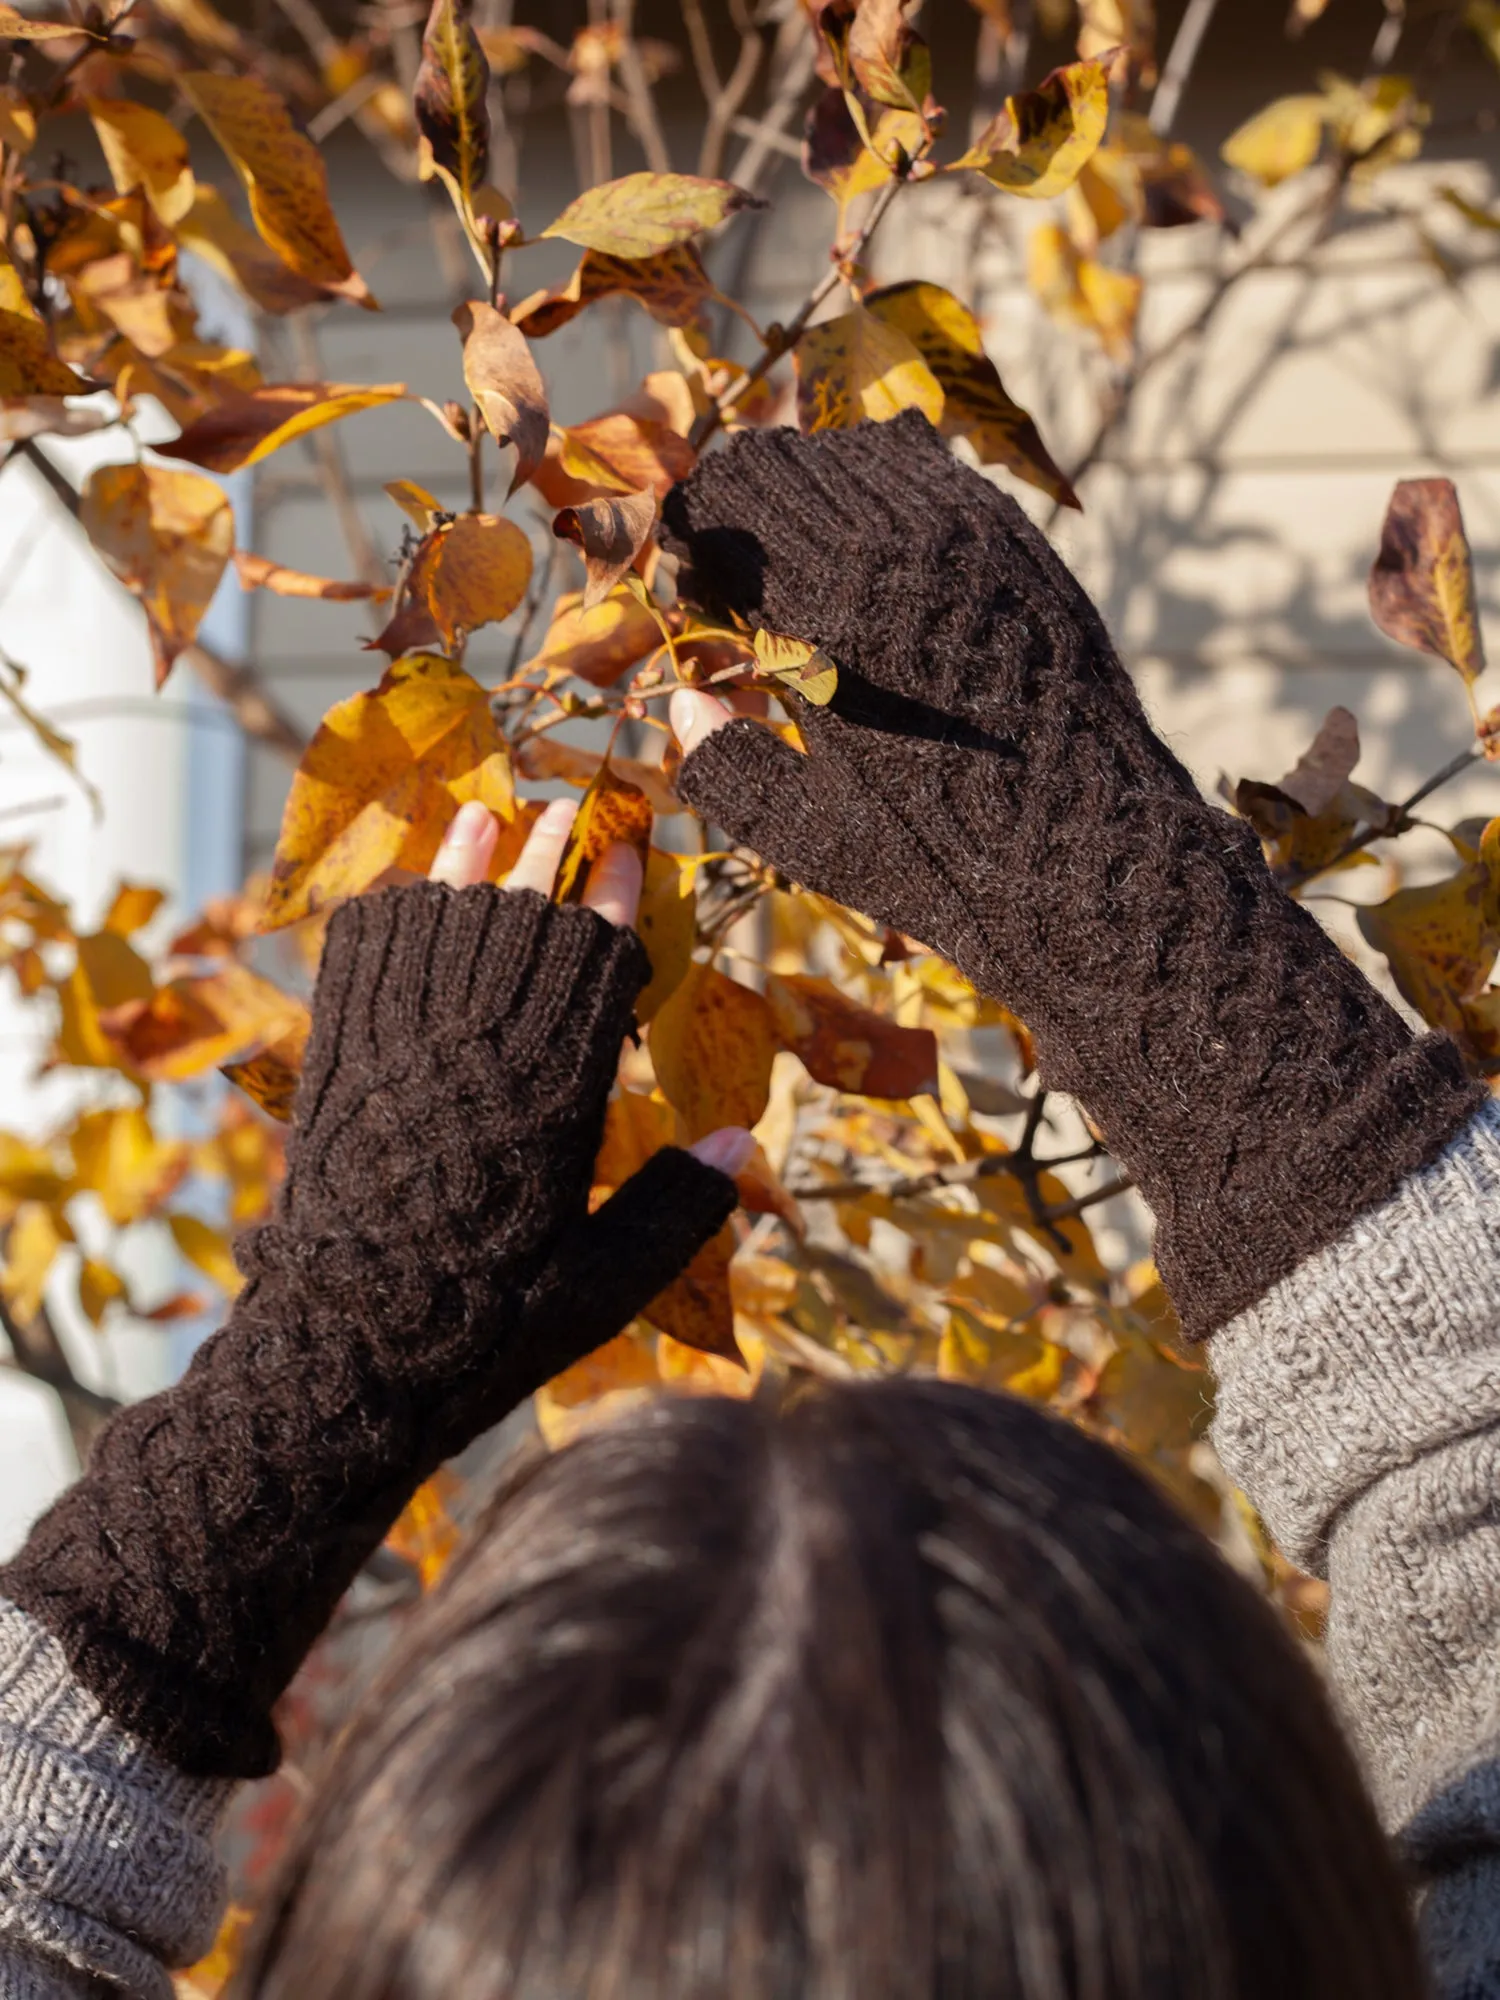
[[222, 1013, 310, 1123], [414, 0, 490, 221], [765, 972, 939, 1098], [641, 1221, 741, 1362], [847, 0, 930, 112], [81, 462, 233, 686], [100, 965, 304, 1081], [1369, 477, 1485, 685], [866, 280, 1077, 509], [176, 186, 336, 315], [553, 489, 657, 610], [510, 243, 714, 339], [540, 171, 765, 258], [453, 300, 548, 493]]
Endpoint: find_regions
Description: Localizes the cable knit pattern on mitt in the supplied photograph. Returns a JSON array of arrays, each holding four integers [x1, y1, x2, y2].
[[0, 882, 738, 1780], [0, 1596, 229, 1998], [663, 412, 1482, 1338]]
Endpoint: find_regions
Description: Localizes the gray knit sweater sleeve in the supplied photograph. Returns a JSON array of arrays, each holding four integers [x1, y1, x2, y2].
[[1212, 1091, 1500, 1998], [0, 1596, 230, 1998]]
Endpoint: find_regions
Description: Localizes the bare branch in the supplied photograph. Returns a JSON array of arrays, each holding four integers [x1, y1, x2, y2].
[[611, 0, 673, 173], [0, 1290, 120, 1467], [685, 0, 765, 181]]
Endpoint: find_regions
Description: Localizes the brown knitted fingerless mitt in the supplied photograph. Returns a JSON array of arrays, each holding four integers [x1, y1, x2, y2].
[[0, 883, 736, 1778], [662, 412, 1482, 1340]]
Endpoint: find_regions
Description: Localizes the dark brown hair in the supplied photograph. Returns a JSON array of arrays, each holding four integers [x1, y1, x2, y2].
[[239, 1378, 1423, 1999]]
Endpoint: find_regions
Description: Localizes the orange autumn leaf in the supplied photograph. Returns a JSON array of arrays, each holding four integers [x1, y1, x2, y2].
[[557, 412, 695, 498], [640, 1219, 741, 1361], [553, 763, 653, 903], [262, 653, 517, 930], [159, 381, 407, 474], [650, 960, 777, 1140], [408, 511, 534, 646], [99, 965, 306, 1082], [180, 71, 376, 307], [233, 551, 388, 602], [765, 972, 940, 1099], [525, 588, 662, 686], [80, 463, 233, 686], [221, 1010, 310, 1124], [385, 1469, 463, 1589]]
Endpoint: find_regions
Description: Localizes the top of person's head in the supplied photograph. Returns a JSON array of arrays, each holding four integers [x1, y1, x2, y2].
[[239, 1375, 1422, 2000]]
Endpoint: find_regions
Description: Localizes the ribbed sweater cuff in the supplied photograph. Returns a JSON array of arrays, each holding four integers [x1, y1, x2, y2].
[[0, 1597, 229, 1990]]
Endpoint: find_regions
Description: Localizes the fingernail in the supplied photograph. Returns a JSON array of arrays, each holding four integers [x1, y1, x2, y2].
[[540, 797, 578, 828], [670, 687, 706, 749], [443, 801, 491, 849], [690, 1127, 757, 1177]]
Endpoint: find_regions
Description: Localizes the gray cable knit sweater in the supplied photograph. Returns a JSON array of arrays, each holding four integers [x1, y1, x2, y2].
[[0, 1095, 1498, 1995]]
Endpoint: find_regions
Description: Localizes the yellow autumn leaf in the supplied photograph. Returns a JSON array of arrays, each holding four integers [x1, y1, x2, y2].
[[553, 763, 654, 903], [384, 1469, 462, 1589], [540, 171, 763, 258], [0, 5, 87, 37], [957, 56, 1111, 198], [650, 959, 777, 1140], [385, 478, 447, 529], [175, 186, 336, 315], [71, 1106, 187, 1225], [511, 243, 714, 339], [635, 848, 698, 1024], [1221, 94, 1327, 186], [87, 98, 196, 227], [0, 1134, 68, 1219], [1, 1202, 71, 1325], [794, 305, 945, 432], [535, 1328, 660, 1447], [1027, 223, 1141, 360], [640, 1221, 742, 1362], [525, 588, 662, 687], [0, 245, 91, 396], [865, 280, 1078, 509], [262, 653, 517, 930], [158, 381, 407, 474], [179, 72, 376, 307], [1357, 818, 1500, 1036], [81, 463, 233, 687], [78, 1257, 127, 1327], [55, 927, 154, 1070], [169, 1211, 243, 1298], [409, 512, 533, 647]]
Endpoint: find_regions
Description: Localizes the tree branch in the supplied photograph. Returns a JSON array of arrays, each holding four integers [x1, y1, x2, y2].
[[1281, 743, 1485, 893], [611, 0, 673, 173], [15, 442, 309, 767], [0, 1290, 120, 1467]]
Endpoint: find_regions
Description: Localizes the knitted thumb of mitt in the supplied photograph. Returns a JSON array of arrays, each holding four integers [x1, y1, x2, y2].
[[661, 412, 1481, 1340]]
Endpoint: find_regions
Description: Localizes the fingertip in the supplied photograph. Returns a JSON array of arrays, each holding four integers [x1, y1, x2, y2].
[[689, 1127, 756, 1177], [431, 802, 500, 887], [670, 686, 735, 758], [582, 841, 644, 929]]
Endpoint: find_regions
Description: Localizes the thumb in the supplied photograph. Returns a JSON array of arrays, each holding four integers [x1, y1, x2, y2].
[[512, 1145, 743, 1389]]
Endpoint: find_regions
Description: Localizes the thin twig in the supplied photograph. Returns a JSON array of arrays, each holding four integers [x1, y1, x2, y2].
[[687, 0, 764, 180], [611, 0, 673, 173], [1149, 0, 1222, 138], [17, 441, 308, 765], [727, 27, 816, 199], [691, 156, 922, 450]]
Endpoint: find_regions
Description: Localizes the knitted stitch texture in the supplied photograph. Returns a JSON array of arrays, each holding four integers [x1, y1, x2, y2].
[[0, 1596, 228, 1998], [0, 882, 737, 1781], [663, 412, 1482, 1338]]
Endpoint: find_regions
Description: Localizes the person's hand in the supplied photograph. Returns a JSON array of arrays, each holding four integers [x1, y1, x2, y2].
[[428, 796, 754, 1180]]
